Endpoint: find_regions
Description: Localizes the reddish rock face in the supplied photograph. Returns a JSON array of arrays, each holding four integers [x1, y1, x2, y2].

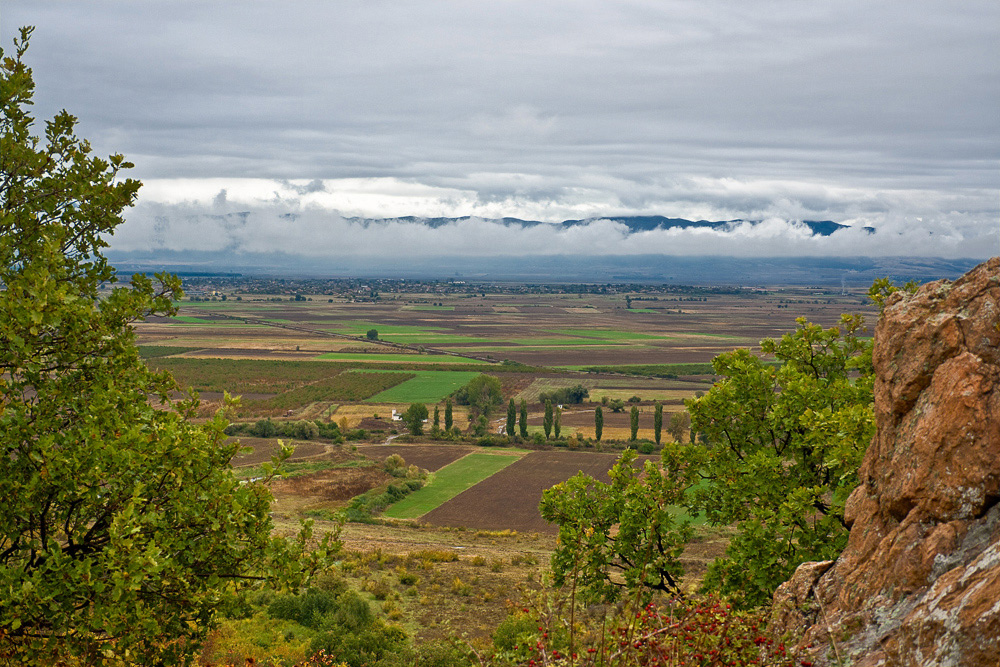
[[771, 257, 1000, 667]]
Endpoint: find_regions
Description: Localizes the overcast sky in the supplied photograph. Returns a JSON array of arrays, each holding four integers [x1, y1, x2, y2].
[[3, 1, 998, 260]]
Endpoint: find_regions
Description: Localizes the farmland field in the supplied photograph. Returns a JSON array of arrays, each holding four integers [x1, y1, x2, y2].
[[383, 451, 523, 519], [420, 450, 627, 533], [365, 370, 484, 403], [355, 444, 478, 470]]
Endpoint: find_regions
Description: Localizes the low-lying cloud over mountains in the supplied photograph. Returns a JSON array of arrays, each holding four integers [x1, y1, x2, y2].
[[111, 177, 996, 268]]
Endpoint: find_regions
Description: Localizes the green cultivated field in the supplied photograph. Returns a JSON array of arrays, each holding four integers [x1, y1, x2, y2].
[[326, 322, 439, 336], [137, 345, 201, 359], [380, 334, 493, 344], [544, 329, 673, 341], [316, 352, 489, 364], [171, 316, 214, 324], [366, 370, 484, 403], [384, 452, 522, 519]]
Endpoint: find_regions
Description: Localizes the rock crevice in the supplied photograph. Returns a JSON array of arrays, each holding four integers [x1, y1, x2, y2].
[[772, 257, 1000, 667]]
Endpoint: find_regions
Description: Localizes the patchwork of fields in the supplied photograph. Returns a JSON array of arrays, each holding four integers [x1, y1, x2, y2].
[[138, 282, 876, 532]]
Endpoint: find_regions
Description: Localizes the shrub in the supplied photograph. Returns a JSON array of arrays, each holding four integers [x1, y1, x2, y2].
[[539, 384, 590, 405], [492, 612, 541, 652]]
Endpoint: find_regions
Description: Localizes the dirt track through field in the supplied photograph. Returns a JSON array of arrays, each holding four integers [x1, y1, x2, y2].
[[421, 450, 623, 534]]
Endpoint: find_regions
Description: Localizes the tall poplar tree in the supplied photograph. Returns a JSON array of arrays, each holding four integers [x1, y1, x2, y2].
[[653, 402, 663, 445], [506, 398, 517, 439]]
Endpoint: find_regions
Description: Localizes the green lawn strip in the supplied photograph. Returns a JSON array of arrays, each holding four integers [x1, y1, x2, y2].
[[383, 452, 522, 519], [625, 308, 658, 313], [316, 352, 490, 364], [379, 334, 493, 345], [405, 305, 455, 311], [137, 345, 202, 359], [544, 329, 674, 341], [364, 370, 484, 403], [325, 322, 446, 336]]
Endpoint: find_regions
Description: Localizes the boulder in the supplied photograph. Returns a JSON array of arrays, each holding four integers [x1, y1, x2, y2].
[[772, 257, 1000, 666]]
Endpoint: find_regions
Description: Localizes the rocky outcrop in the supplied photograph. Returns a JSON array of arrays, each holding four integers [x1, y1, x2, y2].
[[772, 257, 1000, 666]]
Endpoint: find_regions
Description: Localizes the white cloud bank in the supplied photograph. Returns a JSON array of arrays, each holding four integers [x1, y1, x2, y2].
[[112, 176, 998, 259]]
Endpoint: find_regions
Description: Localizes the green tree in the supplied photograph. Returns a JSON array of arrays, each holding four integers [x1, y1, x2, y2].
[[506, 398, 517, 439], [540, 450, 692, 603], [543, 399, 554, 439], [366, 328, 379, 340], [541, 315, 874, 608], [433, 405, 440, 430], [608, 398, 625, 413], [629, 405, 639, 441], [454, 374, 503, 417], [686, 315, 874, 606], [553, 406, 562, 439], [519, 399, 529, 439], [0, 29, 333, 665], [402, 403, 429, 436], [444, 399, 454, 432], [653, 402, 663, 445], [594, 406, 603, 442], [667, 411, 689, 443]]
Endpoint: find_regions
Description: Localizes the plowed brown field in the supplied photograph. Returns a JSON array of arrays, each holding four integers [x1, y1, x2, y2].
[[421, 450, 624, 534]]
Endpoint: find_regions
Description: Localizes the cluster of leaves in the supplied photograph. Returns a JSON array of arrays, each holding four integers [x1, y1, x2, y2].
[[0, 30, 336, 665], [226, 418, 343, 442], [542, 316, 874, 608], [541, 450, 691, 604]]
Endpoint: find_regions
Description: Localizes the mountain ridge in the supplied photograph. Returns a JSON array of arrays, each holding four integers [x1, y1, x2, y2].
[[339, 215, 864, 236]]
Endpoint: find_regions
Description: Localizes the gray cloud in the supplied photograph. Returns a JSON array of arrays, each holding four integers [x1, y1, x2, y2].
[[5, 0, 998, 259]]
